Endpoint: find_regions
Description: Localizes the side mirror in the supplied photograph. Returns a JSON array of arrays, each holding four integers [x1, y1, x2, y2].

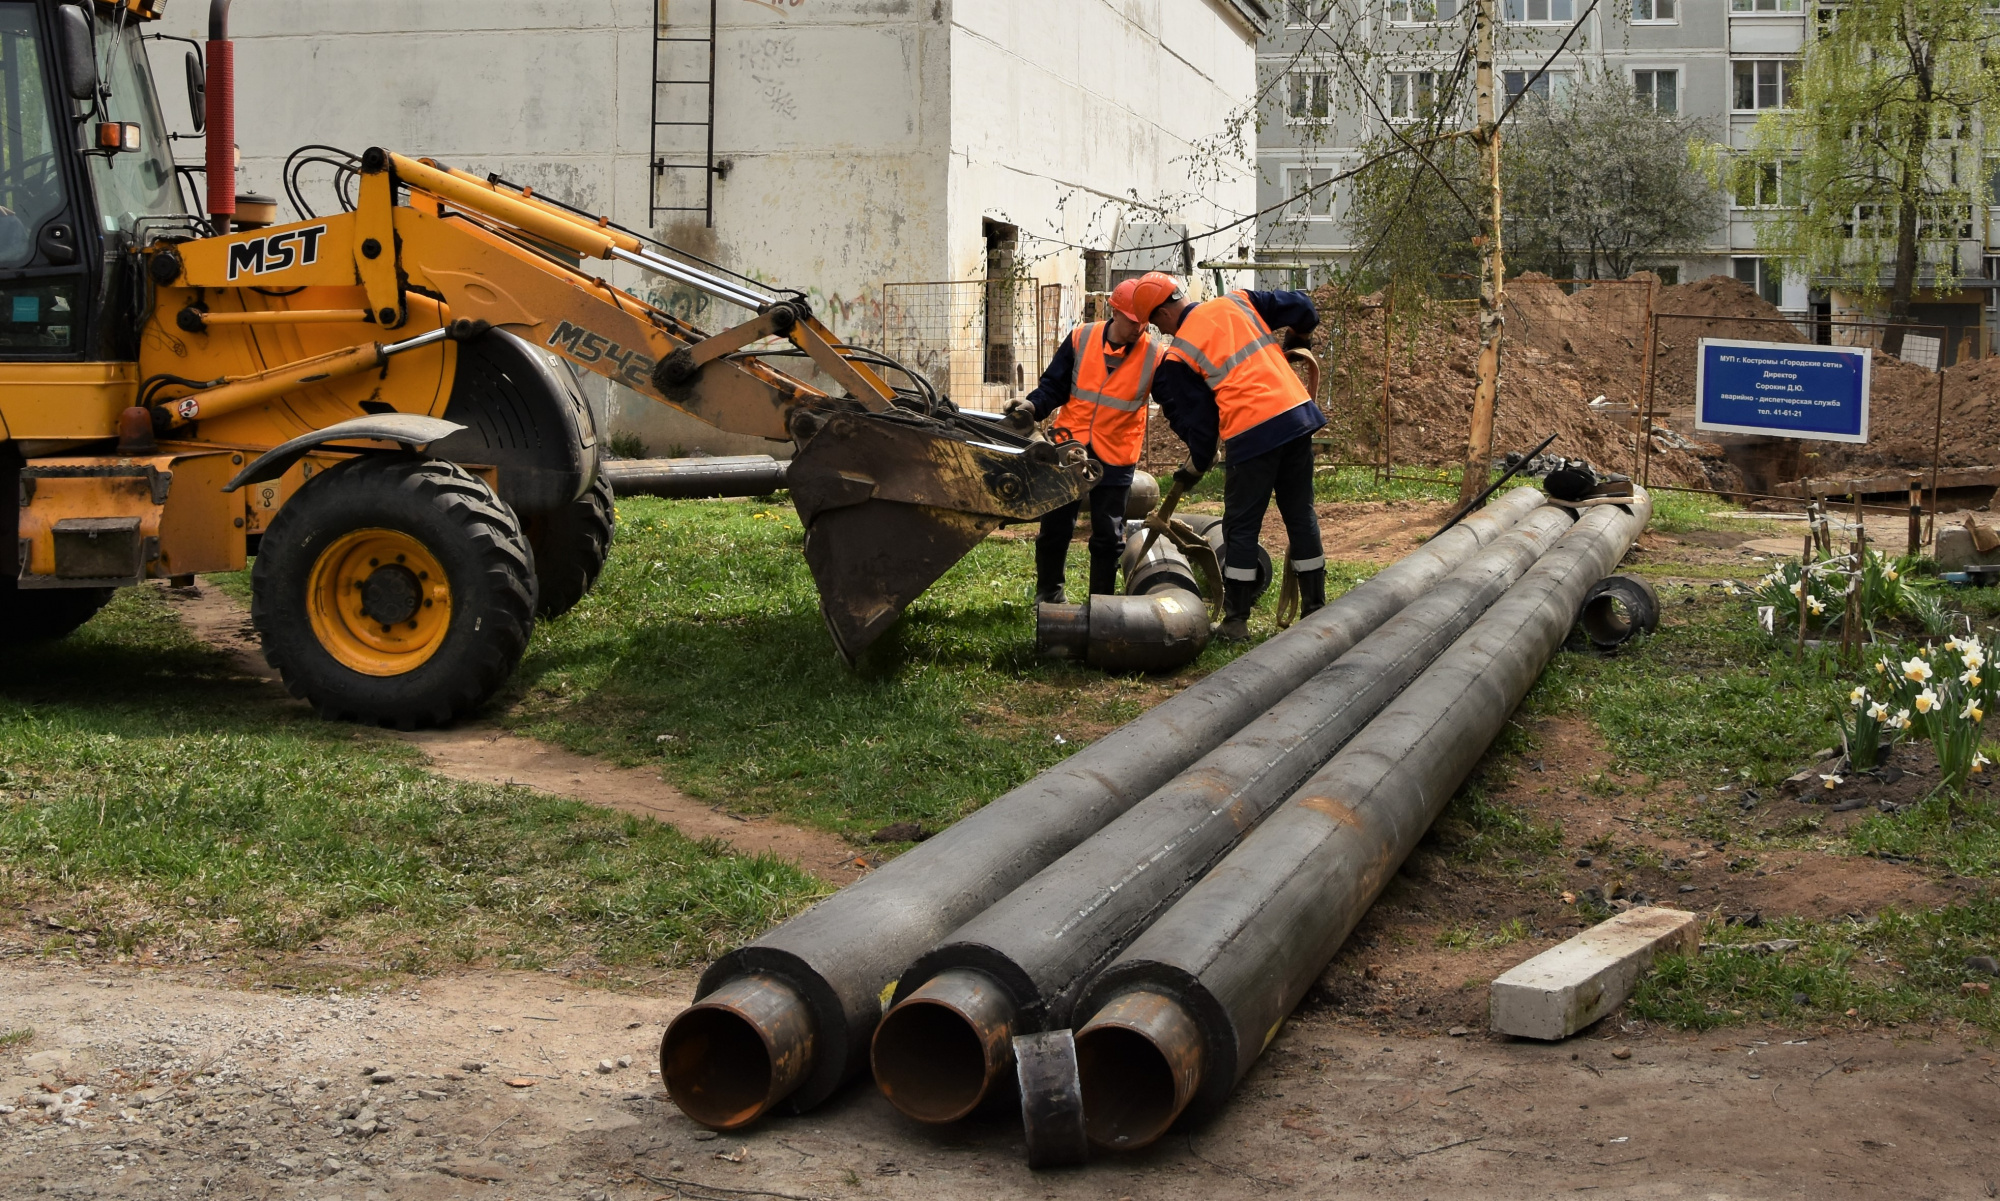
[[57, 5, 96, 102], [184, 50, 205, 133]]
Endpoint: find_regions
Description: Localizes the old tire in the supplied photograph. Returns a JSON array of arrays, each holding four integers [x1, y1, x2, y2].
[[0, 581, 113, 646], [525, 474, 615, 619], [1579, 573, 1659, 652], [251, 457, 537, 728]]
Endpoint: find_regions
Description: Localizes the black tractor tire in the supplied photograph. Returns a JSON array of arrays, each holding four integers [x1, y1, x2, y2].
[[525, 474, 615, 619], [0, 581, 114, 646], [251, 456, 538, 728]]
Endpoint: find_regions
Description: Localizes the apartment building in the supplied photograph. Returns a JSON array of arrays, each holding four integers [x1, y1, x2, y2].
[[1255, 0, 1998, 350]]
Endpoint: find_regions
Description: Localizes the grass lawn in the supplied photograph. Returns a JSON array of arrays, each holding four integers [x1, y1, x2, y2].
[[0, 589, 825, 979], [505, 492, 1376, 839]]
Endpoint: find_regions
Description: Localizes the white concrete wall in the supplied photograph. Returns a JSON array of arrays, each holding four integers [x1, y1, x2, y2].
[[146, 0, 1258, 449], [946, 0, 1260, 288]]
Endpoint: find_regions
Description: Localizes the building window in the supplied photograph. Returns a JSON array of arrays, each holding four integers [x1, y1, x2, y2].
[[1283, 167, 1337, 220], [1631, 0, 1677, 21], [1632, 69, 1678, 113], [1387, 71, 1440, 121], [1288, 71, 1333, 122], [1083, 250, 1109, 295], [1986, 157, 2000, 205], [1287, 0, 1334, 24], [1733, 161, 1796, 208], [1388, 0, 1459, 22], [1505, 0, 1575, 23], [1732, 60, 1794, 111], [1731, 0, 1802, 11], [1504, 69, 1575, 105], [1733, 257, 1783, 307]]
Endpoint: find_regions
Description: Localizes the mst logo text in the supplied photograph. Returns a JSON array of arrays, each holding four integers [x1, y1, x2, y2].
[[225, 224, 329, 280]]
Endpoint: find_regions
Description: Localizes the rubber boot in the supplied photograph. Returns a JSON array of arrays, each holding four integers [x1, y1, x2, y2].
[[1035, 584, 1067, 605], [1297, 567, 1327, 618], [1217, 580, 1259, 642], [1088, 549, 1120, 598]]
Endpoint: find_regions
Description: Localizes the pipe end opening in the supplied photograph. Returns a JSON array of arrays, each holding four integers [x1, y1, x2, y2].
[[662, 1005, 777, 1130], [1076, 1023, 1185, 1150], [872, 998, 998, 1123]]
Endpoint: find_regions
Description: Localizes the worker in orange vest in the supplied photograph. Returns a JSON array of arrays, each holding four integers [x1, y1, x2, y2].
[[1003, 277, 1163, 602], [1128, 271, 1325, 641]]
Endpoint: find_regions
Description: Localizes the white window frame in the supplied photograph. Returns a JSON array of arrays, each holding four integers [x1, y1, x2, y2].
[[1732, 159, 1794, 209], [1731, 59, 1795, 112], [1285, 0, 1335, 26], [1631, 67, 1680, 113], [1503, 68, 1576, 107], [1730, 0, 1802, 13], [1281, 166, 1339, 222], [1286, 68, 1335, 124], [1387, 0, 1461, 24], [1630, 0, 1678, 23], [1732, 257, 1783, 308], [1504, 0, 1576, 25], [1385, 70, 1444, 123]]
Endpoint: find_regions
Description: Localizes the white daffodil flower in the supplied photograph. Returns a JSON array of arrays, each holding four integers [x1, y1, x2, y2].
[[1904, 657, 1933, 683], [1867, 701, 1889, 721], [1916, 689, 1939, 714]]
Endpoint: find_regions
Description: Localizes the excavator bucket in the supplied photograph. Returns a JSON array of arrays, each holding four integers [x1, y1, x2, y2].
[[786, 407, 1095, 663]]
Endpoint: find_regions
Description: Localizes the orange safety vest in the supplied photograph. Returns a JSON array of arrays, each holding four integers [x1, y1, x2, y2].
[[1165, 291, 1310, 443], [1049, 322, 1160, 467]]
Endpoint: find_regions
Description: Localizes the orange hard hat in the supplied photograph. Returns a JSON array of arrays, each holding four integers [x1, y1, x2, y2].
[[1109, 278, 1143, 322], [1126, 271, 1186, 324]]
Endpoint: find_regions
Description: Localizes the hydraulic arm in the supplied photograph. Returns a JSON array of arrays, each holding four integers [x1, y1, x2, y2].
[[144, 147, 1094, 662]]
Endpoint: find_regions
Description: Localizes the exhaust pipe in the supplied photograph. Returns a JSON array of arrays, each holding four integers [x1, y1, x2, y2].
[[205, 1, 234, 234], [871, 505, 1577, 1125], [1071, 494, 1652, 1150], [663, 488, 1548, 1128], [601, 455, 788, 500]]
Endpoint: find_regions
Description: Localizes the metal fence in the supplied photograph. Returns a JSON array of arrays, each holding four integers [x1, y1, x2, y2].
[[880, 280, 1070, 411]]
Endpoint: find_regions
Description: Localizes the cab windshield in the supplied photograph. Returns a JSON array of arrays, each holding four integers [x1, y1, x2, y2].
[[87, 12, 181, 237]]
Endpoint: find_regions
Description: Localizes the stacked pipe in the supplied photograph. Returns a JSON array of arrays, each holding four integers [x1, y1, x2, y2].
[[661, 487, 1550, 1129], [601, 455, 788, 500], [867, 503, 1579, 1133], [1036, 526, 1210, 672], [1071, 494, 1651, 1151]]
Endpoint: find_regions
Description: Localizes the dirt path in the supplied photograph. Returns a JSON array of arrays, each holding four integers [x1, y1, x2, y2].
[[2, 958, 1994, 1200], [162, 581, 864, 885]]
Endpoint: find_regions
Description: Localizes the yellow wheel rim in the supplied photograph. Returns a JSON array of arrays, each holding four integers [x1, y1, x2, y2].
[[306, 528, 453, 677]]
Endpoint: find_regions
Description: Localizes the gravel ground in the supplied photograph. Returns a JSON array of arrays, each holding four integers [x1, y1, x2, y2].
[[4, 959, 1998, 1200]]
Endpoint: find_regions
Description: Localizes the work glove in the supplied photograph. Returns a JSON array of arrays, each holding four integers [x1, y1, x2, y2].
[[1002, 398, 1038, 434], [1172, 459, 1205, 491]]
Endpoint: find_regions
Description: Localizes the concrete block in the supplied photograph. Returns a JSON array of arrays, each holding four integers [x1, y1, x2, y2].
[[1933, 526, 2000, 572], [1488, 906, 1699, 1040]]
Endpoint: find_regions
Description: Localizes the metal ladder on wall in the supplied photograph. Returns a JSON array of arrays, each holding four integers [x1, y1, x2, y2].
[[651, 0, 719, 228]]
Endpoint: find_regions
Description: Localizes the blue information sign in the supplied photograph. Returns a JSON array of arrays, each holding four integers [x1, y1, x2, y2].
[[1694, 338, 1871, 443]]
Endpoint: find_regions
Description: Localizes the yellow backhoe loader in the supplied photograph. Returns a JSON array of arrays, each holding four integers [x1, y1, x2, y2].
[[1, 0, 1092, 725]]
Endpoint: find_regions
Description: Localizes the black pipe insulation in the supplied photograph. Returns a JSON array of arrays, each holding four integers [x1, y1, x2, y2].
[[601, 455, 788, 500], [660, 486, 1549, 1129], [870, 504, 1578, 1123], [1072, 493, 1652, 1151]]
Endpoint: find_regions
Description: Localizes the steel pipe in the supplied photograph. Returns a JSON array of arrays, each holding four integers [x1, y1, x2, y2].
[[870, 969, 1017, 1124], [659, 974, 814, 1131], [601, 455, 788, 500], [1120, 524, 1201, 598], [873, 505, 1576, 1122], [1034, 588, 1211, 673], [1072, 494, 1652, 1150], [663, 487, 1548, 1127]]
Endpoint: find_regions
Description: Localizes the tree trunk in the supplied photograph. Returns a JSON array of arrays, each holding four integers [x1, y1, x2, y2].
[[1459, 0, 1504, 510], [1884, 22, 1935, 360]]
